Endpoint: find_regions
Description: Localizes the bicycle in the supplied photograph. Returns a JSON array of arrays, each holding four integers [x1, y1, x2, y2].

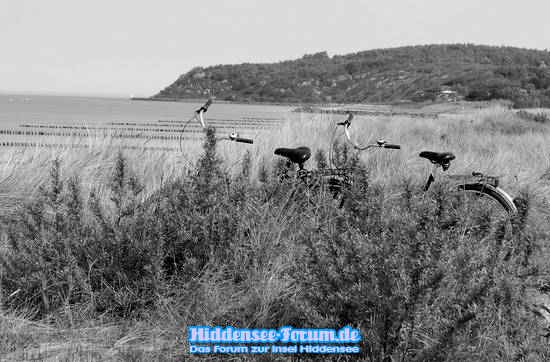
[[343, 112, 522, 236], [274, 111, 521, 234], [184, 100, 384, 210]]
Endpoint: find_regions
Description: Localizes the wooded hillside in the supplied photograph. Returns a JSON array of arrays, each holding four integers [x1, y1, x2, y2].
[[153, 44, 550, 107]]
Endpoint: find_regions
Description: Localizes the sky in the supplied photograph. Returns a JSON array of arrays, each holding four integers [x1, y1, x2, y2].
[[1, 0, 549, 98]]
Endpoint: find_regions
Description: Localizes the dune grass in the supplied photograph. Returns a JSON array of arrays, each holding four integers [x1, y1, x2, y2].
[[1, 104, 550, 360], [2, 104, 550, 208]]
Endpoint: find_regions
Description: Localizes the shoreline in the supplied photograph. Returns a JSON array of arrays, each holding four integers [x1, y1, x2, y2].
[[130, 97, 473, 112], [130, 96, 336, 108]]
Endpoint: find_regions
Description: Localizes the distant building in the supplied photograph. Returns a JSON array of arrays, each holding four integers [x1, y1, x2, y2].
[[437, 88, 460, 102]]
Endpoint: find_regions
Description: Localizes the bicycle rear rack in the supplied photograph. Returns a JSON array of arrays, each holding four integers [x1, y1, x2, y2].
[[449, 172, 499, 188]]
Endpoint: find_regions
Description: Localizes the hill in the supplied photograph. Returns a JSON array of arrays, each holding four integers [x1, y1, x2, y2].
[[153, 44, 550, 108]]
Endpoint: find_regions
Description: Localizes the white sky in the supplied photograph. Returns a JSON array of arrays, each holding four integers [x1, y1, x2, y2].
[[1, 0, 549, 97]]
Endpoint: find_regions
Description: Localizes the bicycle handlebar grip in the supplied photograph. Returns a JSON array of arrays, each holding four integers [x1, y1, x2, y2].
[[383, 144, 401, 149], [203, 99, 213, 111], [196, 99, 213, 114], [236, 137, 253, 144]]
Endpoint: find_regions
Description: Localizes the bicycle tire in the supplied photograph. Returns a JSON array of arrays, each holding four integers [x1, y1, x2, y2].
[[459, 183, 517, 214], [457, 183, 519, 241]]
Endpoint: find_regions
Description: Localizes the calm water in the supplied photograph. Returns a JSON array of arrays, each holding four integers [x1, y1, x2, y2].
[[0, 94, 295, 148], [0, 94, 294, 129]]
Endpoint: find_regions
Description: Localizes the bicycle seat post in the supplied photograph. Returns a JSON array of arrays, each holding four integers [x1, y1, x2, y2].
[[423, 164, 438, 192], [296, 162, 309, 180]]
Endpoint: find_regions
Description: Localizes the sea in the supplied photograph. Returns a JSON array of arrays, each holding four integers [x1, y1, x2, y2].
[[0, 94, 295, 127], [0, 94, 296, 148]]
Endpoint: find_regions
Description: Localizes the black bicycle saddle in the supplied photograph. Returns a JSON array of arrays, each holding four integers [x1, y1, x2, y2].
[[274, 146, 311, 164], [419, 151, 456, 165]]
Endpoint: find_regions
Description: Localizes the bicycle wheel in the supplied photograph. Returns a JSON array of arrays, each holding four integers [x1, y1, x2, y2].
[[325, 176, 347, 209], [459, 184, 517, 213], [299, 169, 348, 210], [457, 183, 519, 245]]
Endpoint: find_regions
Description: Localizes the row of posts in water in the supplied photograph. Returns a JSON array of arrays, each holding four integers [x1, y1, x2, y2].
[[0, 141, 174, 150], [0, 129, 204, 140], [16, 124, 258, 133]]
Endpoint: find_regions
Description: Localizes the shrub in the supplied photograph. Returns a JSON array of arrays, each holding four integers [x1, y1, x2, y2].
[[516, 110, 550, 124], [1, 154, 162, 318], [533, 112, 550, 124], [291, 177, 544, 361]]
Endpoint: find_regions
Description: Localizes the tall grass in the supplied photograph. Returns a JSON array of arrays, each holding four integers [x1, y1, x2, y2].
[[1, 105, 550, 360], [0, 131, 194, 216], [2, 104, 550, 209]]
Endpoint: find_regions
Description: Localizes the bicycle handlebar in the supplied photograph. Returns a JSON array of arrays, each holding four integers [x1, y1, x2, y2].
[[180, 100, 253, 162], [192, 100, 254, 144], [338, 112, 400, 151]]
